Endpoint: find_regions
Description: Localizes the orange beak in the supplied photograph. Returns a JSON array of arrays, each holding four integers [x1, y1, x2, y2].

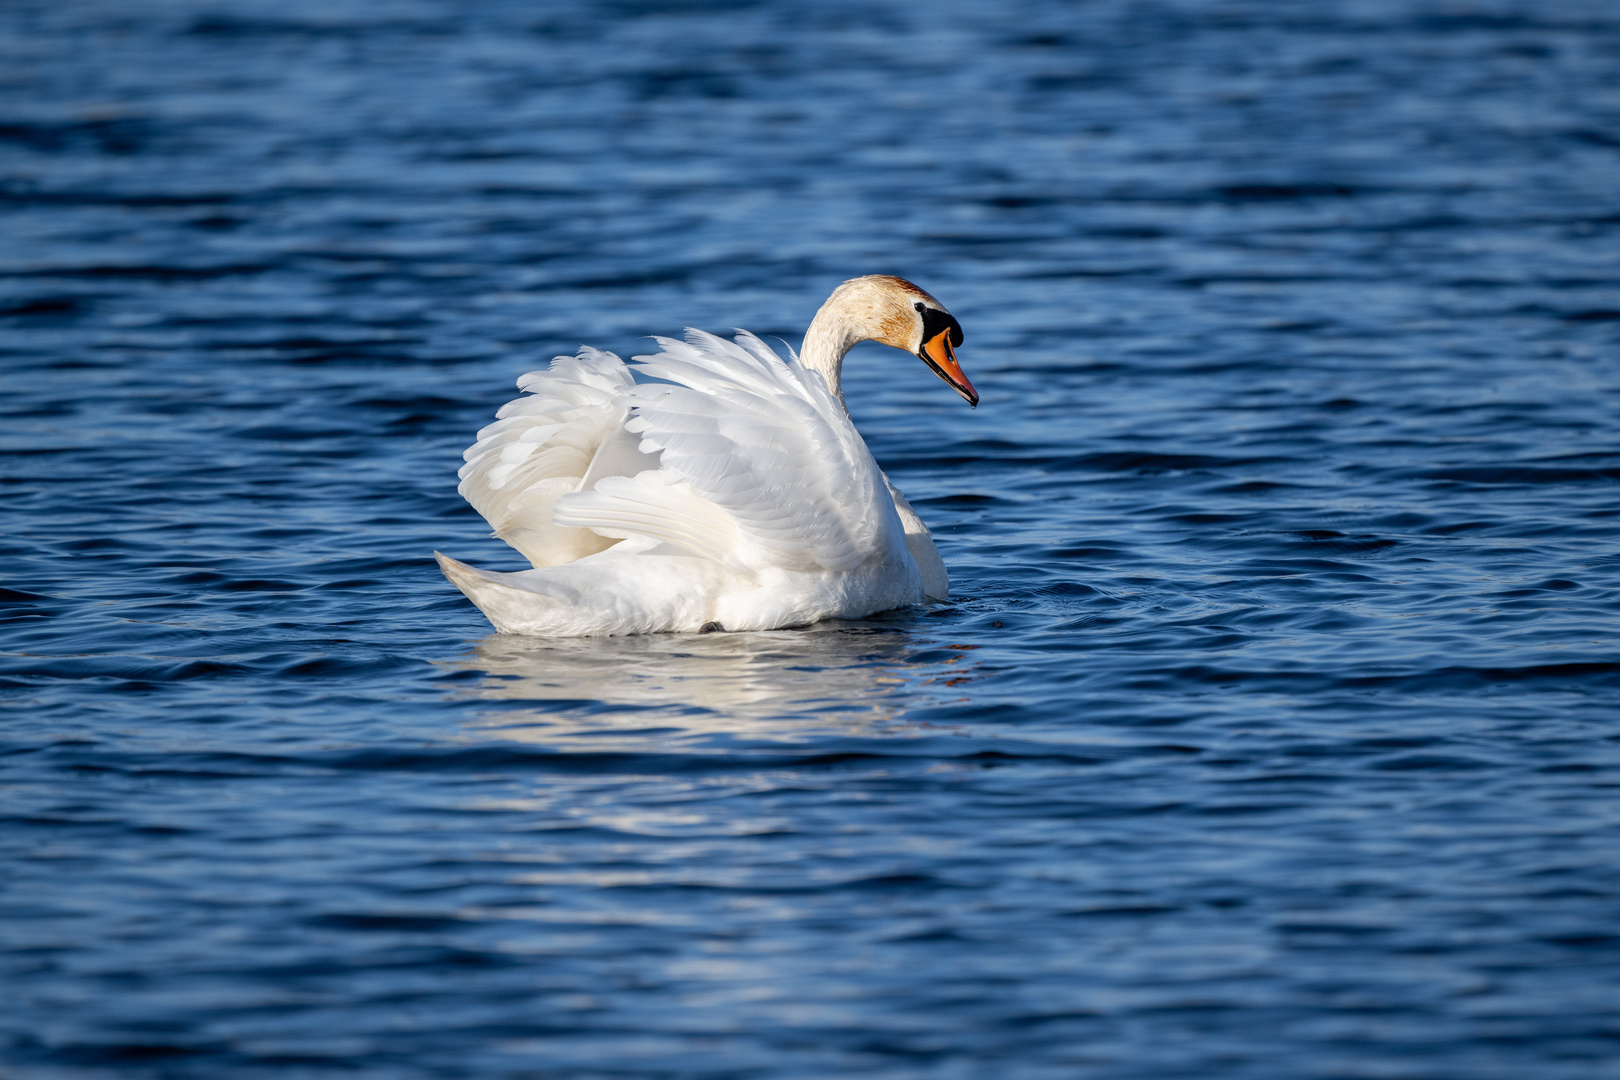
[[919, 330, 978, 407]]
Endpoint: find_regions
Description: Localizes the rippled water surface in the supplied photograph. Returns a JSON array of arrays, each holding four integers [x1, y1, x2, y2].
[[5, 1, 1620, 1076]]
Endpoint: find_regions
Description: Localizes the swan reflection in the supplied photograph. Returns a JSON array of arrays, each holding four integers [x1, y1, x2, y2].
[[445, 623, 975, 743]]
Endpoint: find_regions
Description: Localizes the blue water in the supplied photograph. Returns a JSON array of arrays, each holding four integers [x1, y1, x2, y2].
[[4, 1, 1620, 1076]]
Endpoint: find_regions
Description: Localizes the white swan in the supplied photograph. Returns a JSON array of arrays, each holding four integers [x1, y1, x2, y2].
[[436, 275, 975, 636]]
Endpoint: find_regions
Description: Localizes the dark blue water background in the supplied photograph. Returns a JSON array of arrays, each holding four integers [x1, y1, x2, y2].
[[4, 1, 1620, 1076]]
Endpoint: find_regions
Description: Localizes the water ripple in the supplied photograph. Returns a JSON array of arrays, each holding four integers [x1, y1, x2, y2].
[[4, 0, 1620, 1077]]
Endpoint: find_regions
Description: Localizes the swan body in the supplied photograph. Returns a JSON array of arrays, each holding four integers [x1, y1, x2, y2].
[[438, 275, 974, 636]]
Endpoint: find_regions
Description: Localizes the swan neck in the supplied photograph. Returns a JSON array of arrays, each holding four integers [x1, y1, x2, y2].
[[799, 302, 861, 408]]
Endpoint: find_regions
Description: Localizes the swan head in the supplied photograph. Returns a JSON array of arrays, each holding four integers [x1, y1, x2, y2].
[[804, 275, 977, 407]]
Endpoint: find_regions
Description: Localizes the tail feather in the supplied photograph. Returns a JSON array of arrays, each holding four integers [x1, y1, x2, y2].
[[435, 552, 575, 633]]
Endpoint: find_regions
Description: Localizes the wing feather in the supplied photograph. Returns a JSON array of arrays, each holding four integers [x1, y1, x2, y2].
[[555, 329, 902, 575], [458, 347, 647, 568]]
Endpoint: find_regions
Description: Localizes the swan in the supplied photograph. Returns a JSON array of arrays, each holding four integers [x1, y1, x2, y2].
[[436, 275, 975, 636]]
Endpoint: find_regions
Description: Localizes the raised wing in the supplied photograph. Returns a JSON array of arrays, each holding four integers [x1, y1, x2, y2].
[[554, 329, 904, 576], [458, 347, 659, 567]]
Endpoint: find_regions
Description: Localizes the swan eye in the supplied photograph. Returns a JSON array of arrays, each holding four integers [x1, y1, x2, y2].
[[916, 303, 964, 349]]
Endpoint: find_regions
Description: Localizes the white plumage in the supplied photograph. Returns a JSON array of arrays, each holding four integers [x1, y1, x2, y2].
[[438, 275, 975, 636]]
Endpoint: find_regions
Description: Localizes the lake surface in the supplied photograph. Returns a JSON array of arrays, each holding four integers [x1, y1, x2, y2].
[[4, 1, 1620, 1076]]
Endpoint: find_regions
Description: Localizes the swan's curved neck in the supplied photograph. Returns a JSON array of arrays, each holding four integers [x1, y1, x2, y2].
[[799, 302, 863, 409]]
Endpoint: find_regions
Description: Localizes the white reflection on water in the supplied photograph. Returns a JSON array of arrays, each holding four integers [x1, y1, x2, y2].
[[446, 623, 978, 743]]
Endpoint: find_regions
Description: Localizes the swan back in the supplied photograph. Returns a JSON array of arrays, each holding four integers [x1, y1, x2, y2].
[[555, 329, 908, 578]]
